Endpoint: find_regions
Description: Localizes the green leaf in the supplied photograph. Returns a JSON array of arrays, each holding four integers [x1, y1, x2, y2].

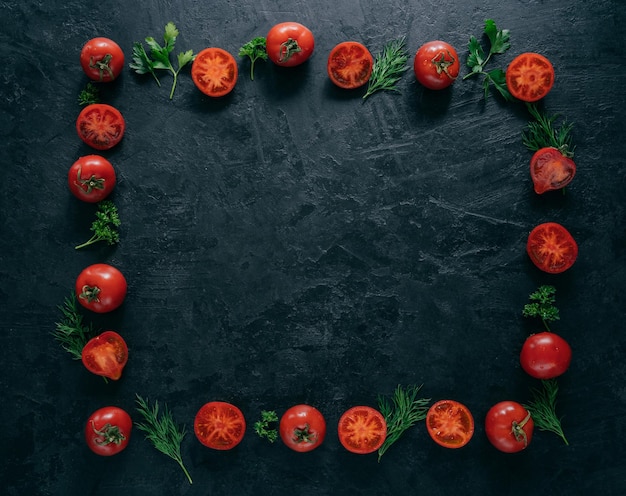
[[130, 42, 154, 74], [484, 19, 511, 54], [466, 36, 485, 69], [486, 68, 513, 100], [177, 50, 195, 69], [163, 22, 179, 51]]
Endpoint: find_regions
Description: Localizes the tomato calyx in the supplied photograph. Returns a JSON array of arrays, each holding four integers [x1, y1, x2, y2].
[[80, 284, 101, 303], [278, 38, 302, 63], [292, 423, 317, 445], [511, 411, 532, 447], [432, 50, 458, 80], [75, 167, 106, 194], [89, 54, 115, 81], [90, 420, 127, 446]]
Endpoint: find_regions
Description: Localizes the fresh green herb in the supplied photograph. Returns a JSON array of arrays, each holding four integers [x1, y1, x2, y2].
[[522, 285, 560, 332], [377, 384, 430, 461], [524, 378, 569, 445], [135, 394, 193, 484], [75, 200, 121, 250], [130, 22, 195, 100], [464, 19, 512, 101], [78, 82, 100, 106], [52, 292, 96, 359], [254, 410, 279, 442], [523, 103, 575, 157], [363, 37, 409, 100], [239, 37, 268, 81]]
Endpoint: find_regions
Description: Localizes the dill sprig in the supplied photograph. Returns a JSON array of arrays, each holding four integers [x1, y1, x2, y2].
[[52, 292, 96, 359], [75, 200, 121, 250], [522, 285, 560, 332], [524, 378, 569, 445], [523, 103, 575, 157], [363, 37, 409, 100]]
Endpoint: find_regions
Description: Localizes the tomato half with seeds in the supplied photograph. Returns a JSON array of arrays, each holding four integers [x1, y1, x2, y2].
[[194, 401, 246, 450], [68, 155, 116, 203], [527, 222, 578, 274], [413, 40, 460, 90], [520, 331, 572, 379], [191, 47, 238, 97], [327, 41, 373, 89], [76, 263, 128, 313], [506, 52, 555, 102], [76, 103, 125, 150], [426, 400, 474, 448], [80, 37, 125, 82], [266, 22, 315, 67], [337, 406, 387, 454], [85, 406, 132, 456], [279, 404, 326, 452], [82, 331, 128, 380], [485, 401, 534, 453], [530, 147, 576, 194]]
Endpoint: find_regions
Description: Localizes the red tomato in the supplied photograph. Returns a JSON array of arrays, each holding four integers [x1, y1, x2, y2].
[[526, 222, 578, 274], [279, 404, 326, 452], [76, 103, 125, 150], [506, 52, 555, 102], [520, 332, 572, 379], [75, 263, 128, 313], [191, 47, 238, 97], [68, 155, 116, 203], [266, 22, 315, 67], [194, 401, 246, 450], [530, 147, 576, 194], [426, 400, 474, 449], [337, 406, 387, 454], [327, 41, 373, 89], [85, 406, 132, 456], [485, 401, 534, 453], [413, 40, 460, 90], [82, 331, 128, 380], [80, 37, 125, 82]]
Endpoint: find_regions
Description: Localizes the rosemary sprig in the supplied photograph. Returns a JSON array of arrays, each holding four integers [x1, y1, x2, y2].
[[522, 285, 560, 332], [524, 378, 569, 445], [52, 292, 95, 359], [377, 384, 430, 461], [135, 395, 193, 484], [523, 103, 575, 157], [363, 37, 409, 100], [254, 410, 279, 442]]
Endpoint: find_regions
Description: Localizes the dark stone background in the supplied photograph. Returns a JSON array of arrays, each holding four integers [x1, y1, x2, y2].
[[2, 0, 625, 494]]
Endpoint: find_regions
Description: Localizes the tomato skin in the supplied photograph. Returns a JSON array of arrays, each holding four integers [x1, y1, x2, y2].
[[191, 47, 238, 97], [68, 155, 116, 203], [266, 22, 315, 67], [75, 263, 128, 313], [506, 52, 555, 102], [82, 331, 128, 380], [279, 404, 326, 452], [80, 37, 125, 82], [426, 400, 474, 449], [85, 406, 132, 456], [413, 40, 460, 90], [530, 147, 576, 194], [327, 41, 373, 89], [485, 401, 534, 453], [337, 406, 387, 454], [520, 332, 572, 379], [76, 103, 125, 150], [194, 401, 246, 450], [526, 222, 578, 274]]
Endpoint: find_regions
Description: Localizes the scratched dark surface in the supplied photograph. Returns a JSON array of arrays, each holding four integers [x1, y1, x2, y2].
[[2, 0, 626, 494]]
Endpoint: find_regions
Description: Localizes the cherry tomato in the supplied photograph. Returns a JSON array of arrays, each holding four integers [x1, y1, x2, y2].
[[526, 222, 578, 274], [68, 155, 116, 203], [413, 40, 460, 90], [191, 47, 238, 97], [327, 41, 373, 89], [506, 52, 555, 102], [530, 147, 576, 194], [80, 37, 125, 82], [85, 406, 132, 456], [426, 400, 474, 449], [76, 103, 125, 150], [82, 331, 128, 380], [485, 401, 534, 453], [266, 22, 315, 67], [279, 404, 326, 452], [337, 406, 386, 454], [194, 401, 246, 450], [520, 332, 572, 379], [75, 263, 128, 313]]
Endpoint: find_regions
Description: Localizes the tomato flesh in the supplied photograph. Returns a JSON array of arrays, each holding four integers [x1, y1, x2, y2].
[[520, 332, 572, 379], [194, 401, 246, 450], [338, 406, 387, 454], [76, 104, 125, 150], [426, 400, 474, 448], [192, 48, 238, 97], [506, 52, 555, 102], [82, 331, 128, 380], [530, 147, 576, 194], [327, 42, 373, 89], [526, 222, 578, 274]]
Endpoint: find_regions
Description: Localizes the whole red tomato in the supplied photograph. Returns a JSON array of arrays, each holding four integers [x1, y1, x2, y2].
[[82, 331, 128, 380], [413, 40, 460, 90], [80, 37, 125, 82], [485, 401, 534, 453], [85, 406, 132, 456], [279, 404, 326, 452], [76, 263, 127, 313], [68, 155, 116, 203], [266, 22, 315, 67], [520, 332, 572, 379]]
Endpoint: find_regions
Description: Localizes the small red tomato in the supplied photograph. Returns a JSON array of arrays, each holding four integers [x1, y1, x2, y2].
[[75, 263, 128, 313], [337, 406, 387, 454], [520, 332, 572, 379], [191, 47, 238, 97], [279, 404, 326, 452], [506, 52, 555, 102], [426, 400, 475, 449], [266, 22, 315, 67], [76, 103, 126, 150], [85, 406, 132, 456], [80, 37, 125, 82], [413, 40, 460, 90], [526, 222, 578, 274], [68, 155, 116, 203], [194, 401, 246, 450], [530, 147, 576, 194], [82, 331, 128, 380], [485, 401, 534, 453], [327, 41, 374, 89]]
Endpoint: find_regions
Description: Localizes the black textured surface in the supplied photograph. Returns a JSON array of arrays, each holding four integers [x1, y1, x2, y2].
[[2, 0, 626, 495]]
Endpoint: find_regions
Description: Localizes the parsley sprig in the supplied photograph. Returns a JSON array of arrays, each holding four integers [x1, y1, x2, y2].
[[75, 200, 121, 250], [254, 410, 279, 442], [52, 292, 96, 359], [78, 82, 100, 106], [363, 37, 409, 100], [524, 378, 569, 445], [130, 22, 195, 100], [522, 285, 560, 332], [239, 37, 268, 81], [523, 103, 575, 157]]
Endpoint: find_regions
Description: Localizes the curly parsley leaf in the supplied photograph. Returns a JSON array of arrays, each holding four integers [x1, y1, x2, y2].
[[75, 200, 121, 250], [254, 410, 279, 442], [522, 285, 560, 332], [239, 37, 268, 80]]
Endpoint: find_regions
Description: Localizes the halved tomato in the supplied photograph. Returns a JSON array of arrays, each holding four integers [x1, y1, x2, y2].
[[337, 406, 387, 454], [526, 222, 578, 274], [194, 401, 246, 450], [506, 52, 555, 102], [530, 147, 576, 194], [191, 47, 238, 97], [81, 331, 128, 380], [426, 400, 474, 449], [327, 41, 374, 89], [76, 104, 125, 150]]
